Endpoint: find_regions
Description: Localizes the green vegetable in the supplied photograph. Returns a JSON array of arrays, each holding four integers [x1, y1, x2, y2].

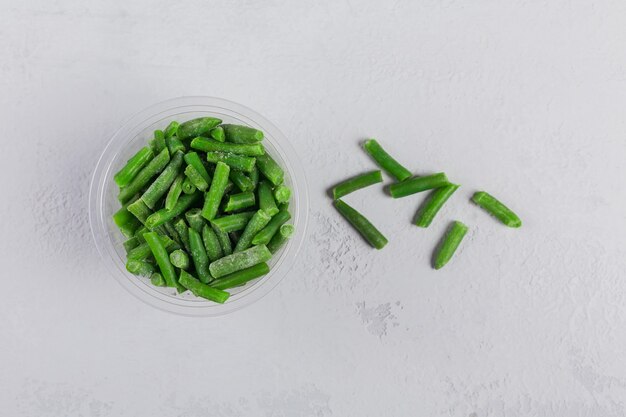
[[166, 136, 185, 155], [362, 139, 411, 182], [255, 153, 284, 186], [164, 121, 179, 138], [210, 126, 225, 142], [267, 224, 294, 254], [251, 208, 291, 245], [118, 148, 170, 204], [206, 152, 256, 172], [145, 192, 201, 229], [169, 249, 190, 270], [127, 198, 152, 225], [153, 130, 166, 152], [114, 147, 154, 187], [333, 199, 388, 249], [165, 173, 184, 211], [174, 218, 192, 253], [433, 221, 468, 269], [183, 152, 211, 183], [127, 236, 177, 261], [141, 151, 184, 209], [123, 237, 140, 253], [210, 212, 255, 233], [229, 170, 254, 192], [249, 166, 259, 188], [178, 270, 230, 303], [144, 231, 185, 292], [211, 263, 270, 290], [184, 164, 209, 191], [190, 137, 265, 156], [223, 192, 256, 212], [471, 191, 522, 228], [202, 224, 223, 262], [414, 184, 460, 228], [389, 173, 449, 198], [150, 272, 167, 287], [181, 177, 197, 194], [332, 170, 382, 199], [185, 208, 206, 233], [222, 124, 264, 143], [234, 210, 272, 252], [273, 185, 291, 204], [126, 259, 156, 277], [177, 117, 222, 140], [201, 161, 230, 220], [209, 244, 272, 278], [188, 228, 213, 283], [113, 206, 141, 238], [257, 181, 278, 216]]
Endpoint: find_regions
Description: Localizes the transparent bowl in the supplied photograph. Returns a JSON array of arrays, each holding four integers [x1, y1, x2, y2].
[[89, 97, 309, 316]]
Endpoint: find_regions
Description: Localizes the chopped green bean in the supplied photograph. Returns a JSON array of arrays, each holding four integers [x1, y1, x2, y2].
[[471, 191, 522, 228], [234, 209, 272, 252], [134, 226, 148, 243], [201, 161, 230, 221], [118, 148, 170, 204], [114, 147, 154, 187], [169, 249, 190, 270], [145, 192, 201, 229], [212, 224, 232, 256], [333, 199, 388, 249], [188, 228, 213, 283], [206, 152, 256, 172], [210, 212, 255, 233], [182, 177, 197, 194], [362, 139, 411, 182], [211, 263, 270, 290], [209, 244, 272, 278], [177, 117, 222, 140], [414, 184, 460, 228], [267, 224, 294, 254], [210, 126, 225, 142], [166, 136, 185, 155], [185, 208, 206, 232], [144, 231, 185, 292], [389, 173, 450, 198], [255, 153, 284, 186], [113, 206, 141, 238], [127, 236, 177, 261], [184, 152, 211, 183], [332, 170, 383, 199], [141, 151, 184, 209], [127, 198, 152, 225], [153, 129, 166, 152], [126, 259, 156, 277], [249, 166, 259, 188], [178, 270, 230, 303], [273, 185, 291, 204], [150, 272, 167, 287], [184, 164, 209, 191], [165, 173, 184, 211], [223, 192, 256, 212], [163, 221, 182, 246], [433, 221, 468, 269], [164, 121, 179, 138], [229, 170, 254, 192], [174, 218, 192, 253], [202, 224, 223, 261], [123, 237, 140, 253], [222, 124, 264, 144], [252, 208, 291, 245], [257, 180, 278, 216], [191, 137, 265, 156]]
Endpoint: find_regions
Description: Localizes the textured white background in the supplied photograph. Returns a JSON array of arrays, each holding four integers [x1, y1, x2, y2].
[[2, 1, 626, 416]]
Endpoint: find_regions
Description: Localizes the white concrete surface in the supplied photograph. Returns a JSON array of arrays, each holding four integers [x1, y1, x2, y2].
[[2, 1, 626, 416]]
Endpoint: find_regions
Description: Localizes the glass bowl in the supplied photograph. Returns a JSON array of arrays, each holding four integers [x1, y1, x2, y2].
[[89, 97, 309, 316]]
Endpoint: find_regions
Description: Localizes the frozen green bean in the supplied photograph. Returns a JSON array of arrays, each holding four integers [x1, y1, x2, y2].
[[267, 224, 294, 254], [223, 192, 256, 212], [127, 198, 152, 225], [127, 236, 177, 261], [471, 191, 522, 228], [184, 164, 209, 191], [201, 161, 230, 221], [211, 263, 270, 290], [185, 208, 206, 232], [433, 221, 468, 269], [182, 177, 197, 194], [273, 185, 291, 204], [169, 249, 190, 270], [234, 209, 272, 252], [249, 166, 259, 188], [257, 180, 278, 216], [153, 129, 166, 152], [174, 218, 192, 253], [414, 184, 460, 228], [206, 152, 256, 172], [190, 137, 265, 156], [333, 199, 388, 249], [123, 237, 140, 253], [209, 244, 272, 278], [210, 212, 255, 233], [150, 272, 166, 287], [144, 231, 185, 292], [113, 206, 141, 238], [114, 147, 154, 187], [118, 148, 170, 204], [362, 139, 411, 182], [177, 117, 222, 140], [184, 152, 211, 183], [126, 259, 156, 277], [141, 151, 184, 209], [332, 170, 382, 199], [389, 172, 450, 198], [252, 208, 291, 245], [255, 153, 284, 186], [202, 224, 223, 262], [210, 126, 225, 142], [165, 173, 184, 211], [164, 121, 179, 138], [212, 224, 232, 256], [178, 270, 230, 303], [145, 192, 201, 229], [222, 124, 264, 144], [188, 228, 212, 283], [229, 170, 254, 192], [166, 136, 185, 155]]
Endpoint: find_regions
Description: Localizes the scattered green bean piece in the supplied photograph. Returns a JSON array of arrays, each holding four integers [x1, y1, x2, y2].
[[188, 228, 213, 283], [273, 185, 291, 204], [174, 219, 192, 253], [113, 206, 141, 238], [257, 180, 279, 216], [126, 259, 156, 277], [333, 199, 388, 249], [223, 179, 235, 195], [141, 151, 184, 209], [123, 237, 140, 253], [249, 166, 259, 188], [178, 270, 230, 303], [210, 126, 225, 142], [332, 170, 383, 199], [229, 170, 254, 192], [177, 117, 222, 140], [184, 164, 209, 192], [166, 136, 185, 155], [212, 224, 232, 256], [210, 212, 255, 233], [182, 177, 197, 194], [185, 208, 206, 232], [118, 148, 170, 204], [267, 224, 294, 254], [362, 139, 411, 182], [163, 221, 182, 246], [169, 249, 190, 270], [252, 208, 291, 246], [433, 221, 468, 269], [184, 152, 211, 182], [223, 192, 256, 212], [145, 192, 201, 229], [134, 226, 148, 243], [389, 173, 450, 198], [206, 152, 256, 173], [144, 231, 185, 292], [153, 129, 166, 152], [127, 198, 152, 225], [209, 244, 272, 278], [255, 153, 284, 186], [191, 137, 265, 156], [202, 161, 230, 221], [414, 184, 460, 228], [114, 147, 154, 187], [471, 191, 522, 228], [202, 224, 223, 262], [165, 173, 184, 211], [222, 124, 264, 144], [234, 209, 272, 252], [127, 236, 177, 261], [151, 272, 167, 287], [164, 121, 179, 138], [211, 263, 270, 290]]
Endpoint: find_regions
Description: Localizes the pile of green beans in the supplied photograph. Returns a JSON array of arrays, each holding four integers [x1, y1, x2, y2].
[[113, 117, 296, 303], [330, 138, 522, 269]]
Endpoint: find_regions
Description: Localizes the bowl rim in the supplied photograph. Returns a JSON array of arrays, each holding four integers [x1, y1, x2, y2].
[[88, 96, 309, 316]]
